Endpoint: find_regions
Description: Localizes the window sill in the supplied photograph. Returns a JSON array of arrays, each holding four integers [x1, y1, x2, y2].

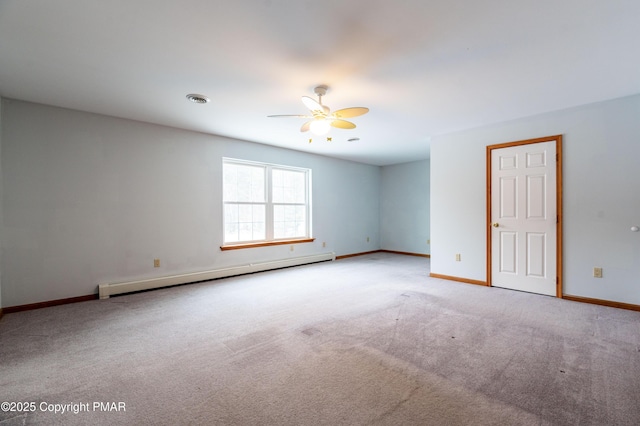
[[220, 238, 316, 251]]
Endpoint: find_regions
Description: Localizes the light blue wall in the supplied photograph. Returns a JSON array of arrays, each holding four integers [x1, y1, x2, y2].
[[431, 94, 640, 305], [1, 99, 381, 307], [380, 160, 430, 254]]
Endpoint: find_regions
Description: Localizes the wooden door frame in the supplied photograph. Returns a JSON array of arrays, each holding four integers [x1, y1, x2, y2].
[[486, 135, 563, 297]]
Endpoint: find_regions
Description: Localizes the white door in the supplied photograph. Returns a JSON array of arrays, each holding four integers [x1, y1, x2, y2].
[[490, 140, 557, 296]]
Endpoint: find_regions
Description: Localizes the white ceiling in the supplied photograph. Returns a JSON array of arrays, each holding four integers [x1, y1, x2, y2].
[[1, 1, 639, 166]]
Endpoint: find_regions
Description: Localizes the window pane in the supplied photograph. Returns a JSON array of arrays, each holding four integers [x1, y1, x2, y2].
[[295, 205, 305, 221], [224, 203, 265, 243], [225, 223, 239, 243], [239, 222, 252, 241], [273, 204, 306, 239], [272, 169, 305, 203], [223, 163, 265, 202], [224, 204, 239, 242]]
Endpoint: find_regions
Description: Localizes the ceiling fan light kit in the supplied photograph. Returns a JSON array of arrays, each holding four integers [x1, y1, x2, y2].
[[269, 85, 369, 139], [309, 119, 331, 135]]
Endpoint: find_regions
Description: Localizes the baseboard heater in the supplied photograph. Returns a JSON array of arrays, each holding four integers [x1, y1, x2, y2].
[[98, 252, 335, 299]]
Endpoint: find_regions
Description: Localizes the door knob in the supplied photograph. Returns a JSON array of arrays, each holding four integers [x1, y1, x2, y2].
[[492, 223, 499, 228]]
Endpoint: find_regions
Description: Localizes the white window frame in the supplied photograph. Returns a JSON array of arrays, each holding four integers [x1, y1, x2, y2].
[[221, 158, 313, 249]]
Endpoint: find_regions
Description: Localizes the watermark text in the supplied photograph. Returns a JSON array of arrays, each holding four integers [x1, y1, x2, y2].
[[1, 401, 126, 414]]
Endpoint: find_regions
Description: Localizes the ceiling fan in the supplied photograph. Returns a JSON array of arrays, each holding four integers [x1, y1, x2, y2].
[[268, 85, 369, 135]]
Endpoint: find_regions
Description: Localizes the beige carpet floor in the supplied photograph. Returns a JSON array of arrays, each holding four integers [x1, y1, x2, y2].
[[1, 252, 639, 425]]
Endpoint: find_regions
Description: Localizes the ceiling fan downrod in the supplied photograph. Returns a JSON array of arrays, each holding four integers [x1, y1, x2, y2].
[[313, 85, 329, 107]]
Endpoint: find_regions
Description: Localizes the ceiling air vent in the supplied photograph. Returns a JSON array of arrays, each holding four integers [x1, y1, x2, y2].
[[186, 94, 210, 104]]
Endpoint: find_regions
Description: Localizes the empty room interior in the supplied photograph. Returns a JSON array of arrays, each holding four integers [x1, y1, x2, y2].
[[1, 1, 639, 425]]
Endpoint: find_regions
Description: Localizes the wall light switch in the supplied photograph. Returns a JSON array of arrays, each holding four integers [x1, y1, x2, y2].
[[154, 259, 160, 268]]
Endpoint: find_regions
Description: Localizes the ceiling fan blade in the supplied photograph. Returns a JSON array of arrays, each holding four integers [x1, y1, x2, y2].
[[267, 114, 311, 118], [300, 121, 312, 132], [330, 119, 356, 129], [332, 107, 369, 119], [301, 96, 325, 114]]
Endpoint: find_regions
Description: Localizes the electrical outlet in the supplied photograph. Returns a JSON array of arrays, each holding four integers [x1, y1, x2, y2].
[[322, 242, 326, 248], [290, 245, 294, 252], [593, 267, 603, 278], [427, 239, 430, 245], [455, 254, 461, 262], [154, 259, 160, 268], [367, 236, 370, 243]]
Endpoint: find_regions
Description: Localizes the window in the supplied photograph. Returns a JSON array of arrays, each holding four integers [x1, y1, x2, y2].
[[222, 158, 312, 248]]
